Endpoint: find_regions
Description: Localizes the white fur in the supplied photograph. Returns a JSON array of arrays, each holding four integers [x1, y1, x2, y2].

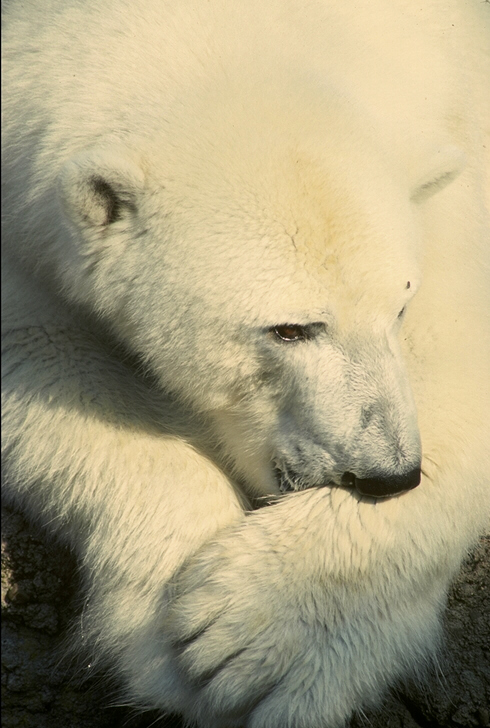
[[2, 1, 489, 726]]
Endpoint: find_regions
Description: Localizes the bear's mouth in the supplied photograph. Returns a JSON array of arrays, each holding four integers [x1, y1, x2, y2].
[[274, 464, 421, 499], [273, 464, 339, 494]]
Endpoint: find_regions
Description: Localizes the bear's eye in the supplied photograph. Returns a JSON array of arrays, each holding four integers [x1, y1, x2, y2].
[[271, 324, 311, 342]]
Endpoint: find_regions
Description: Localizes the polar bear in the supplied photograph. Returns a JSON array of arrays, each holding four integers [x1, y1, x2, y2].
[[2, 0, 489, 726]]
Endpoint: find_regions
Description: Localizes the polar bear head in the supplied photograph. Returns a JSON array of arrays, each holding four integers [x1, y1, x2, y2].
[[57, 90, 463, 500]]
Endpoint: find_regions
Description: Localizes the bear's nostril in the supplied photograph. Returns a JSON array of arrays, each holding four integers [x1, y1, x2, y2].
[[342, 468, 421, 498]]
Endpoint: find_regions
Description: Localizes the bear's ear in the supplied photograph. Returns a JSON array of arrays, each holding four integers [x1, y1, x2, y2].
[[59, 144, 146, 234], [410, 146, 466, 203]]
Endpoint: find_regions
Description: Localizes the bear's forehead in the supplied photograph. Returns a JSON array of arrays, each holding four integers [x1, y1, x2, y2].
[[145, 153, 419, 328], [142, 91, 421, 323], [163, 213, 418, 330], [165, 168, 418, 312]]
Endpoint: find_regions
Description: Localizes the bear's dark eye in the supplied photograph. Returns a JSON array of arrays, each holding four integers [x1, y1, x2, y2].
[[270, 322, 326, 342], [271, 324, 310, 342]]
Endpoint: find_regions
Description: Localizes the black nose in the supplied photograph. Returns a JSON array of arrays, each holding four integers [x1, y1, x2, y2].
[[341, 467, 421, 498]]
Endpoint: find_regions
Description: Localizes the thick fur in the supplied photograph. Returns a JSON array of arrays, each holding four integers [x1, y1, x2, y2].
[[2, 1, 490, 727]]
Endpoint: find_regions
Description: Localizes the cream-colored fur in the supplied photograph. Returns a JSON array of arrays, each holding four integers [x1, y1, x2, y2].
[[2, 1, 489, 726]]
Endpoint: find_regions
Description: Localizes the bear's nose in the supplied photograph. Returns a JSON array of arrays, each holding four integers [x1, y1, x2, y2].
[[341, 467, 421, 498]]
